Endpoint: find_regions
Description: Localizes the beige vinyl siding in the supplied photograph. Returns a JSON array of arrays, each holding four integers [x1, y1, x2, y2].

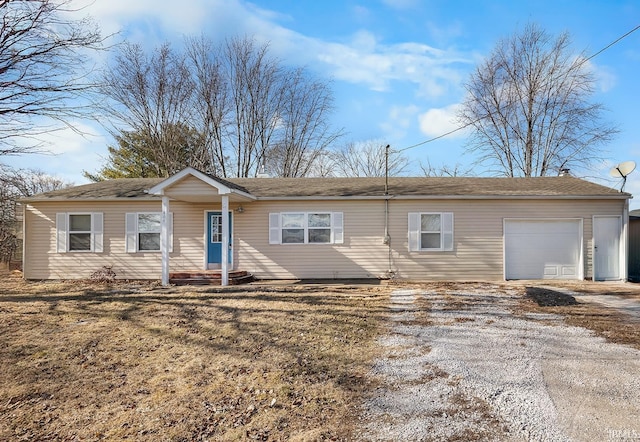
[[24, 196, 625, 281], [235, 198, 624, 280], [235, 200, 388, 279], [388, 198, 623, 280], [164, 175, 221, 200], [23, 201, 243, 280]]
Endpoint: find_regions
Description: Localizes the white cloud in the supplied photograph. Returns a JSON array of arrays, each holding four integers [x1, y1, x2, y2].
[[2, 122, 108, 185], [72, 0, 470, 98], [578, 59, 617, 93], [418, 104, 466, 138], [316, 33, 469, 96], [595, 66, 617, 93], [380, 105, 421, 140], [72, 0, 218, 39]]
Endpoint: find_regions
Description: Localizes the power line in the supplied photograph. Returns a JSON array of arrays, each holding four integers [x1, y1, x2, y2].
[[583, 23, 640, 64], [396, 23, 640, 153], [396, 123, 471, 152]]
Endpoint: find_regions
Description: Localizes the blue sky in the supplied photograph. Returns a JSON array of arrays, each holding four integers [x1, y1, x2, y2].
[[5, 0, 640, 206]]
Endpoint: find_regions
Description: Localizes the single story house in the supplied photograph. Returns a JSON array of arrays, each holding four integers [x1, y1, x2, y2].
[[21, 167, 630, 284]]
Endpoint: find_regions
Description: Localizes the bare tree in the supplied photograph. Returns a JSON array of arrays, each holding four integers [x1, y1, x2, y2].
[[0, 164, 69, 263], [219, 37, 284, 177], [458, 23, 617, 177], [95, 36, 341, 179], [304, 150, 336, 177], [420, 160, 473, 177], [264, 68, 342, 177], [0, 0, 103, 154], [97, 43, 211, 177], [185, 36, 228, 176], [330, 140, 409, 177]]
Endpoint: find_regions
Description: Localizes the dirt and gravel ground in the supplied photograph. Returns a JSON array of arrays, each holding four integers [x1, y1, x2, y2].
[[357, 282, 640, 442], [2, 272, 640, 441]]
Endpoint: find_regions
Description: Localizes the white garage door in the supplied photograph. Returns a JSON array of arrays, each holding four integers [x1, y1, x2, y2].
[[504, 219, 582, 280]]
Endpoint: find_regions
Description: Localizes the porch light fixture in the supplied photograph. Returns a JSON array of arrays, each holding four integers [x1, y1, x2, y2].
[[235, 205, 245, 213]]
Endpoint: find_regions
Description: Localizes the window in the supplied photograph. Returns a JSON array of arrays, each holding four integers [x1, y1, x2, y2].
[[281, 213, 305, 244], [308, 213, 331, 243], [56, 213, 103, 253], [269, 212, 343, 245], [137, 213, 161, 251], [408, 212, 453, 251], [125, 212, 173, 253], [210, 214, 223, 243], [69, 214, 92, 251]]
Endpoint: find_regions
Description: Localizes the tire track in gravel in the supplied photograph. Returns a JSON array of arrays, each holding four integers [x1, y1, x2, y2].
[[357, 286, 640, 442], [356, 288, 516, 442]]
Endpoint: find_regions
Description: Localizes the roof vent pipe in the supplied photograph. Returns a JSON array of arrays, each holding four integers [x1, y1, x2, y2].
[[257, 163, 270, 178]]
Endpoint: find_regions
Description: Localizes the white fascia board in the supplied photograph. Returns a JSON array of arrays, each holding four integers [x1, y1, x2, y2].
[[254, 194, 630, 201], [391, 194, 631, 200]]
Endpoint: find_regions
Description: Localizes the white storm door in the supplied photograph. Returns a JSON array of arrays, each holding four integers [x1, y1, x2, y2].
[[593, 216, 621, 281]]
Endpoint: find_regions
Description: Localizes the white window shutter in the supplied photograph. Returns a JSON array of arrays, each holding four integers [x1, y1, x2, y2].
[[408, 212, 420, 252], [168, 212, 174, 253], [269, 213, 281, 244], [332, 212, 344, 244], [442, 212, 454, 251], [92, 213, 103, 253], [56, 213, 67, 253], [125, 213, 137, 252]]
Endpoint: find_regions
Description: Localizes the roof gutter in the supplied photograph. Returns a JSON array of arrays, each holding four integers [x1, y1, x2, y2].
[[20, 193, 632, 203], [254, 194, 631, 201]]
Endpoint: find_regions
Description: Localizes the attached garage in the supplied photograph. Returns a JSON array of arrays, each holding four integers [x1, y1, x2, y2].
[[504, 219, 583, 280]]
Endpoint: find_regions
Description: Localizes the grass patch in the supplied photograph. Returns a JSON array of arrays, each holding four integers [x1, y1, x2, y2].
[[518, 286, 640, 351], [0, 273, 389, 441]]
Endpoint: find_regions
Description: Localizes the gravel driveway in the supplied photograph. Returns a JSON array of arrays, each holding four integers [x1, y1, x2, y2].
[[357, 285, 640, 441]]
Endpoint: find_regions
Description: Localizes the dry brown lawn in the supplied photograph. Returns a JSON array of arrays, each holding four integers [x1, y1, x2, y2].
[[518, 283, 640, 351], [0, 272, 389, 441]]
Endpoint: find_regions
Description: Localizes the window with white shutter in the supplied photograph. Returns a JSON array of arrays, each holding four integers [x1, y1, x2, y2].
[[55, 213, 103, 253], [269, 212, 344, 244], [408, 212, 454, 252], [125, 212, 173, 252]]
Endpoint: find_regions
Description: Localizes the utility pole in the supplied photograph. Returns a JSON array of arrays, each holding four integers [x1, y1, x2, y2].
[[384, 144, 389, 195]]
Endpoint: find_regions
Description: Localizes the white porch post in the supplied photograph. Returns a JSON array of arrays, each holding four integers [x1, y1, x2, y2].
[[221, 195, 229, 286], [161, 195, 170, 286]]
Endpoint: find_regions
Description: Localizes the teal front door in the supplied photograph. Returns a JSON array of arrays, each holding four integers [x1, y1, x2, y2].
[[207, 211, 232, 268]]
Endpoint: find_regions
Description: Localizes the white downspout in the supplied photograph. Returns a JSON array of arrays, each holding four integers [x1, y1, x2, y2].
[[22, 204, 26, 278], [221, 195, 229, 286], [161, 195, 170, 286]]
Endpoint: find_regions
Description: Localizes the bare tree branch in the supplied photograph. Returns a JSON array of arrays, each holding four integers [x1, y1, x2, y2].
[[0, 163, 70, 262], [419, 159, 473, 177], [330, 140, 409, 177], [0, 0, 104, 154], [94, 35, 342, 178], [458, 23, 618, 177]]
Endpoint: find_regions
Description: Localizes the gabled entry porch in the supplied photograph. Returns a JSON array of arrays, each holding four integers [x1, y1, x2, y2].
[[148, 168, 256, 286]]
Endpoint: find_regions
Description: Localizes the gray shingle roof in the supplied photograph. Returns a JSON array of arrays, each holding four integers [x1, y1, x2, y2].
[[23, 175, 627, 201]]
